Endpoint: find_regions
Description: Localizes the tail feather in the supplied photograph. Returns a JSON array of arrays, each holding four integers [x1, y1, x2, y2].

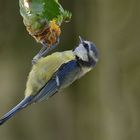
[[0, 96, 33, 125]]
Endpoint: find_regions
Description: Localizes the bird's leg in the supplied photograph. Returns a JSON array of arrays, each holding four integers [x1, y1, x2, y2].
[[41, 45, 56, 57], [41, 38, 60, 57], [32, 44, 47, 65], [32, 38, 60, 65]]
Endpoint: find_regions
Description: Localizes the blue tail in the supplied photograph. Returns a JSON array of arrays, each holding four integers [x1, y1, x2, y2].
[[0, 96, 33, 125]]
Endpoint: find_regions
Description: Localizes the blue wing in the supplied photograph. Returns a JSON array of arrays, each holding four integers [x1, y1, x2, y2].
[[0, 60, 80, 125], [33, 60, 80, 102], [33, 77, 58, 102]]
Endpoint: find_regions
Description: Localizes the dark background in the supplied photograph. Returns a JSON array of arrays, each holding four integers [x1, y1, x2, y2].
[[0, 0, 140, 140]]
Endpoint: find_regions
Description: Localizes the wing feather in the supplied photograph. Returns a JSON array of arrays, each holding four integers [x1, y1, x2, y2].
[[25, 51, 75, 97], [32, 60, 80, 102]]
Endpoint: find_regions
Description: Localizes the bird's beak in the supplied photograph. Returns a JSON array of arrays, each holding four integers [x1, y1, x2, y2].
[[79, 36, 84, 43]]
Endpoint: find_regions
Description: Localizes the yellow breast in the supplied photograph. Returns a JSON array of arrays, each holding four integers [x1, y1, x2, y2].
[[25, 51, 75, 97]]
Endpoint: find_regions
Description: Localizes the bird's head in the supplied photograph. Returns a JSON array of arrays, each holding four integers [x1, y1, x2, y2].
[[74, 36, 99, 67]]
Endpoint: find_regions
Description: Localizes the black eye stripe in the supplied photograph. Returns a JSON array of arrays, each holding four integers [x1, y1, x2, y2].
[[83, 42, 92, 63], [83, 43, 89, 52]]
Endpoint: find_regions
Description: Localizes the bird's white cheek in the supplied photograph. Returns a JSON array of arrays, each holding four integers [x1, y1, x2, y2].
[[81, 53, 88, 62], [74, 46, 88, 62]]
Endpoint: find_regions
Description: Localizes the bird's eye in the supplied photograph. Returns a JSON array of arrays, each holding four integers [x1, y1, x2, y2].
[[83, 42, 89, 52]]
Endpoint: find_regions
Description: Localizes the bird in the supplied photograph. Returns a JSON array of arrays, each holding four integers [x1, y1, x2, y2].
[[0, 36, 99, 125]]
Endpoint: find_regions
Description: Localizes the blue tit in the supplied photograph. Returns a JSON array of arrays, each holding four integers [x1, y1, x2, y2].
[[0, 36, 99, 125]]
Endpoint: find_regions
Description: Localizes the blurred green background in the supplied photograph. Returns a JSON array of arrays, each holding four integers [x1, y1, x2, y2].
[[0, 0, 140, 140]]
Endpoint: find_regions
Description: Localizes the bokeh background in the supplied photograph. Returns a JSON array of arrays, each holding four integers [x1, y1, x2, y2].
[[0, 0, 140, 140]]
